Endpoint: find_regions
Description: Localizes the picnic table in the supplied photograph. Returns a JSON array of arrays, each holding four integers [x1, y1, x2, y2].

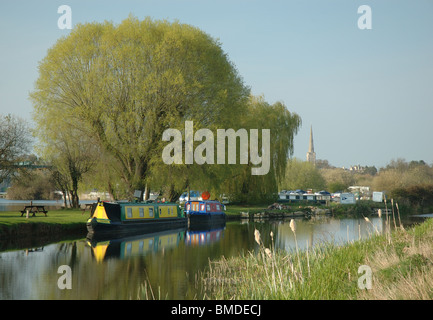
[[20, 204, 48, 217], [81, 203, 94, 216]]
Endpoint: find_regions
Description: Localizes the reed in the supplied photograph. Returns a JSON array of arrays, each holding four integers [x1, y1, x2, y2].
[[396, 202, 404, 231], [197, 217, 433, 300], [391, 199, 397, 229], [290, 219, 303, 280]]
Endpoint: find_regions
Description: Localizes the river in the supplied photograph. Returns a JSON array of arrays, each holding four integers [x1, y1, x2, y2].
[[0, 214, 397, 299]]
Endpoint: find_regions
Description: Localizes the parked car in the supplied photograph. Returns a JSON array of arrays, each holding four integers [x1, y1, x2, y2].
[[179, 190, 202, 202]]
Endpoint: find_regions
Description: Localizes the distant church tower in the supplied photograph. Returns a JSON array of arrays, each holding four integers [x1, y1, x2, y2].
[[306, 125, 316, 165]]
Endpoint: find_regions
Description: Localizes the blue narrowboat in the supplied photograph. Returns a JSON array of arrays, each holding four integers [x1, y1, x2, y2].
[[184, 197, 226, 225]]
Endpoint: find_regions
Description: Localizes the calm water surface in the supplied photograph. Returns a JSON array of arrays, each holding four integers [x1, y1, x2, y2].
[[0, 215, 391, 299]]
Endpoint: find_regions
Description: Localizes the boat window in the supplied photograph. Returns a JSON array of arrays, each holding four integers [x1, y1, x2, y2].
[[206, 204, 211, 211], [139, 207, 144, 217], [149, 207, 154, 217], [186, 203, 190, 211], [201, 204, 205, 211], [216, 204, 220, 211], [127, 207, 132, 218]]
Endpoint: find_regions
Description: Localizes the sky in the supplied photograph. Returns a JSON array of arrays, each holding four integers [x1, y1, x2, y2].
[[1, 0, 432, 169]]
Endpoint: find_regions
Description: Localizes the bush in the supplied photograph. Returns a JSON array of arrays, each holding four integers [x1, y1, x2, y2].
[[6, 169, 56, 200], [391, 184, 433, 214]]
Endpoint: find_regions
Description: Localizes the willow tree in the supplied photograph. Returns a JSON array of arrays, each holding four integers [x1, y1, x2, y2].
[[224, 96, 302, 203], [31, 16, 249, 199]]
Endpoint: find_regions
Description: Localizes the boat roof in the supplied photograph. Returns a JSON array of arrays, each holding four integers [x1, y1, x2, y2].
[[185, 200, 222, 203]]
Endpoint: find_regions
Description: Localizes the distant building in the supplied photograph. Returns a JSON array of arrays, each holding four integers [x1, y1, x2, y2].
[[306, 125, 316, 165], [349, 164, 365, 172]]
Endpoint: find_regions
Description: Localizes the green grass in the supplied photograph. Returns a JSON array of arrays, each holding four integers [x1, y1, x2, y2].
[[197, 217, 433, 300], [0, 209, 89, 227]]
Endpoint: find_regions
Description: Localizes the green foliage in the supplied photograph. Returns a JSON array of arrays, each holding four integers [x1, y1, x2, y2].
[[280, 158, 326, 191], [391, 184, 433, 214], [221, 97, 301, 204], [331, 202, 373, 217], [31, 16, 250, 199], [320, 167, 355, 192], [6, 169, 57, 200], [31, 17, 302, 203], [373, 158, 433, 192]]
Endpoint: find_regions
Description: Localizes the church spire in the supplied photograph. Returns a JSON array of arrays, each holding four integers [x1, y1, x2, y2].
[[308, 125, 314, 153], [306, 125, 316, 165]]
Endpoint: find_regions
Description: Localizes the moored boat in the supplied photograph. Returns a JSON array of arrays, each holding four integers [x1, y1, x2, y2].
[[184, 192, 226, 226], [87, 200, 187, 239]]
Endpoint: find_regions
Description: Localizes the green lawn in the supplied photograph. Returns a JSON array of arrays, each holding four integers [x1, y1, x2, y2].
[[0, 209, 89, 227]]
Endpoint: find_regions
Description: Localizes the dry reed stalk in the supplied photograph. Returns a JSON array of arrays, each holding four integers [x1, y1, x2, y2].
[[364, 216, 380, 235], [391, 199, 397, 229], [254, 229, 261, 245], [289, 219, 303, 281], [384, 198, 391, 244], [396, 202, 404, 231], [306, 240, 311, 277], [290, 219, 296, 233], [143, 270, 155, 300]]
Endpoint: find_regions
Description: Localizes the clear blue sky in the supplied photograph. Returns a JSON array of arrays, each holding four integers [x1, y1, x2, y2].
[[1, 0, 432, 168]]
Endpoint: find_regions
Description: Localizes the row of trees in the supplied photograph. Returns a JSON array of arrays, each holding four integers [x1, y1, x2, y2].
[[28, 16, 301, 207], [280, 157, 433, 196]]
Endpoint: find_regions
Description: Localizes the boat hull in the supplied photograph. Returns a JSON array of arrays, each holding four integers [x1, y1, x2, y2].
[[87, 216, 187, 240], [188, 213, 226, 228]]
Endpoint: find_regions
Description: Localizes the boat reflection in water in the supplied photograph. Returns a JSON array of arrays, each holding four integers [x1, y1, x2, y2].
[[86, 221, 226, 262], [185, 221, 226, 247]]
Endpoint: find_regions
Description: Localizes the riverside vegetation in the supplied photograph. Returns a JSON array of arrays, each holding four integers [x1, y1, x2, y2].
[[195, 215, 433, 300]]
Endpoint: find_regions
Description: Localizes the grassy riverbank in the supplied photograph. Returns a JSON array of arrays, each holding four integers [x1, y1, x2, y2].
[[197, 217, 433, 300], [0, 209, 89, 227], [0, 209, 88, 250], [224, 200, 388, 218]]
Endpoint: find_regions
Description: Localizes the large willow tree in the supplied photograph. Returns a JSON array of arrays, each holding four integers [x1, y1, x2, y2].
[[31, 16, 249, 198], [223, 96, 301, 203], [32, 16, 302, 203]]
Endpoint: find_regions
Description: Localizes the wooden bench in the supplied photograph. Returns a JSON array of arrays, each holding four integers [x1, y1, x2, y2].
[[20, 205, 48, 217]]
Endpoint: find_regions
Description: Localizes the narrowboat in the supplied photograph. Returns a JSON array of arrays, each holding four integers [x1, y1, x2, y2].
[[87, 200, 187, 239], [184, 192, 226, 226]]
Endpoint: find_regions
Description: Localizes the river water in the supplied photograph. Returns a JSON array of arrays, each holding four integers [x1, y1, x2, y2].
[[0, 213, 398, 300]]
